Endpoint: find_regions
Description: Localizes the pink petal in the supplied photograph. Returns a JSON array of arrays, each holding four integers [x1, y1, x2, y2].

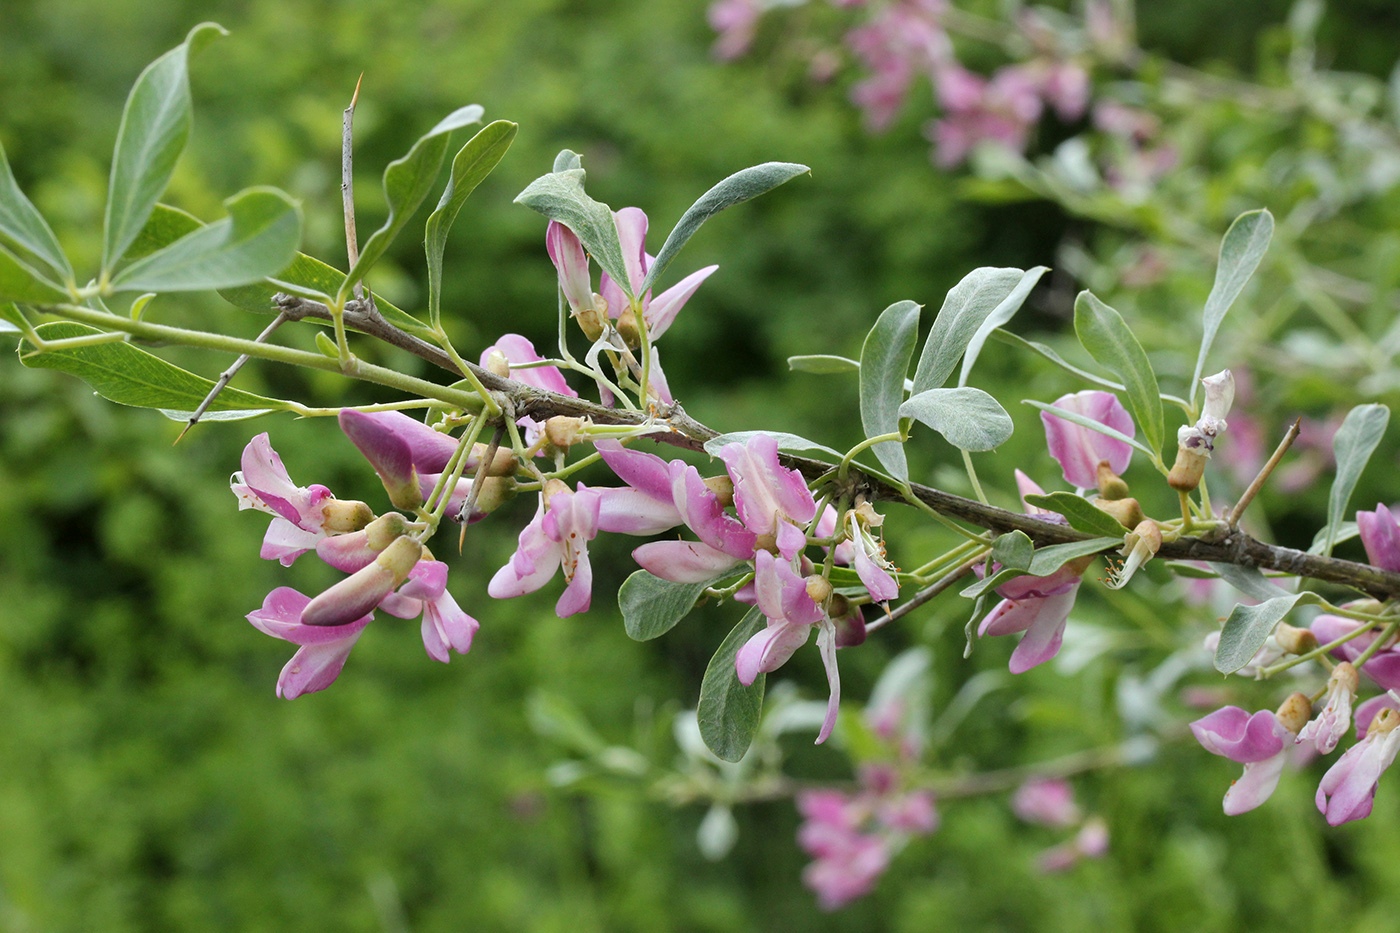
[[632, 539, 743, 583], [1040, 390, 1135, 489], [645, 264, 717, 339], [277, 637, 361, 699]]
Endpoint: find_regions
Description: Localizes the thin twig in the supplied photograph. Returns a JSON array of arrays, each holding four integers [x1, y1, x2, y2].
[[866, 556, 985, 635], [459, 424, 506, 549], [1227, 418, 1302, 528], [342, 74, 364, 300], [175, 311, 290, 443]]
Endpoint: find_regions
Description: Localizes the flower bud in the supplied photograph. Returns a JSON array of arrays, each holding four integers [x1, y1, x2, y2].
[[469, 443, 517, 477], [1168, 441, 1210, 492], [616, 307, 642, 348], [1094, 496, 1144, 530], [703, 474, 735, 507], [1273, 622, 1318, 656], [544, 416, 588, 449], [574, 302, 607, 342], [302, 535, 422, 627], [320, 498, 375, 534], [484, 349, 511, 379], [365, 512, 411, 551], [1275, 692, 1313, 735], [459, 476, 516, 523], [832, 600, 867, 648], [805, 574, 834, 605], [1096, 460, 1131, 500]]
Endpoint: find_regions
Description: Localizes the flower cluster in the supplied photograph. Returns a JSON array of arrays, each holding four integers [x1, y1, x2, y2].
[[1193, 503, 1400, 824], [233, 419, 484, 698]]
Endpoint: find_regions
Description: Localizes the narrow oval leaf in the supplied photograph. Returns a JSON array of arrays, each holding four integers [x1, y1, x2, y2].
[[703, 430, 843, 461], [424, 120, 517, 327], [0, 302, 24, 332], [339, 104, 485, 303], [860, 300, 920, 481], [958, 266, 1048, 387], [697, 607, 768, 762], [514, 169, 631, 301], [619, 570, 718, 641], [0, 140, 72, 282], [20, 321, 290, 419], [103, 22, 226, 273], [1072, 291, 1164, 458], [1022, 492, 1131, 537], [111, 187, 301, 292], [788, 354, 859, 375], [911, 267, 1027, 394], [0, 245, 69, 304], [1214, 592, 1322, 674], [1206, 563, 1292, 603], [1322, 403, 1391, 556], [1191, 209, 1274, 400], [640, 162, 809, 295], [899, 387, 1013, 452]]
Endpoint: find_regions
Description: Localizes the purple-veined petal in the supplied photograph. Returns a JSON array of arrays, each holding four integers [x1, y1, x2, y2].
[[720, 433, 818, 535], [247, 587, 372, 646], [1006, 586, 1078, 673], [488, 504, 562, 598], [613, 206, 650, 295], [671, 461, 757, 558], [260, 517, 322, 567], [595, 487, 684, 535], [735, 620, 812, 685], [594, 439, 676, 502]]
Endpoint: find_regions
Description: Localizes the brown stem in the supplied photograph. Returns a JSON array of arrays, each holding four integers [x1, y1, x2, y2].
[[263, 294, 1400, 600], [342, 74, 364, 300]]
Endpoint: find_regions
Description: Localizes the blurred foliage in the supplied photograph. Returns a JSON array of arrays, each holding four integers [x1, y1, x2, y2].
[[3, 1, 1400, 931]]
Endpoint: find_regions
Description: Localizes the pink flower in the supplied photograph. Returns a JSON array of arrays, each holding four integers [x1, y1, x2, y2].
[[845, 504, 899, 603], [546, 220, 597, 317], [231, 433, 338, 566], [1012, 778, 1081, 828], [1040, 390, 1135, 489], [632, 460, 757, 583], [481, 333, 578, 446], [735, 551, 841, 743], [600, 207, 718, 342], [1191, 702, 1303, 815], [1316, 707, 1400, 825], [718, 432, 818, 559], [488, 480, 601, 617], [1036, 817, 1109, 874], [1358, 504, 1400, 573], [592, 439, 684, 535], [247, 587, 373, 699]]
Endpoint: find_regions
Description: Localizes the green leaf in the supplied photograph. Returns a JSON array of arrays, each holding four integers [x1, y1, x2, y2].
[[961, 537, 1117, 598], [0, 244, 69, 304], [0, 140, 72, 283], [1024, 399, 1157, 461], [126, 202, 203, 259], [912, 267, 1028, 394], [640, 162, 809, 295], [552, 149, 583, 173], [340, 104, 485, 303], [697, 607, 767, 762], [102, 22, 226, 274], [1206, 563, 1292, 603], [515, 168, 631, 301], [424, 120, 517, 328], [110, 187, 301, 292], [1191, 209, 1273, 401], [1023, 492, 1131, 537], [1322, 403, 1391, 556], [958, 266, 1047, 387], [860, 300, 920, 481], [991, 531, 1034, 571], [703, 431, 842, 461], [899, 387, 1013, 452], [1073, 291, 1164, 459], [0, 302, 24, 333], [1310, 521, 1359, 555], [788, 353, 859, 375], [1214, 592, 1322, 674], [619, 570, 717, 641], [992, 329, 1124, 392], [19, 321, 291, 420]]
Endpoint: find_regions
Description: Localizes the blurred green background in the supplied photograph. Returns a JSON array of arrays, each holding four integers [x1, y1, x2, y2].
[[4, 1, 1400, 930]]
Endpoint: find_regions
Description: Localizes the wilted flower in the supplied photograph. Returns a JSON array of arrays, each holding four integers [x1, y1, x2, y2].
[[1299, 662, 1359, 755], [1316, 706, 1400, 825]]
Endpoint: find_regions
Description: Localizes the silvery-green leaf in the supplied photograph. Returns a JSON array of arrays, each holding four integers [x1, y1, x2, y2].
[[912, 267, 1027, 393], [788, 354, 859, 375], [1321, 403, 1390, 556], [1214, 592, 1323, 674], [697, 608, 767, 763], [958, 266, 1047, 387], [0, 140, 72, 283], [1191, 209, 1273, 401], [860, 299, 920, 481], [1074, 290, 1164, 458], [899, 386, 1013, 452], [515, 169, 631, 301]]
